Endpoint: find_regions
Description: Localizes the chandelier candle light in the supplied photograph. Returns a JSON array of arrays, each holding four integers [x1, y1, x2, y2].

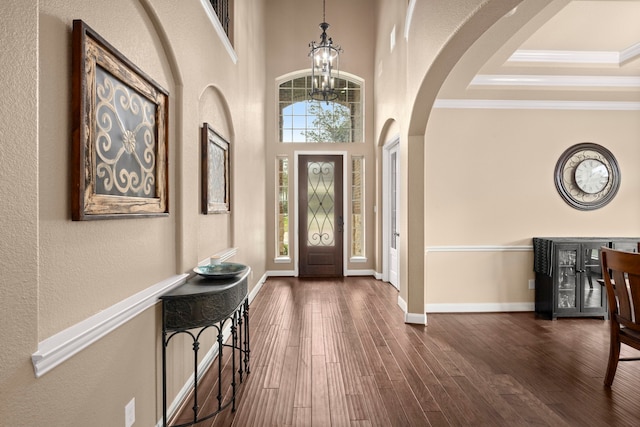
[[308, 0, 342, 102]]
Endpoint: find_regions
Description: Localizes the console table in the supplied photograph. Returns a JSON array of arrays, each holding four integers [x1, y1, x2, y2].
[[160, 268, 251, 427]]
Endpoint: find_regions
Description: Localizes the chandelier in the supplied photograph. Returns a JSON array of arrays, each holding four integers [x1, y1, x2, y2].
[[308, 0, 342, 102]]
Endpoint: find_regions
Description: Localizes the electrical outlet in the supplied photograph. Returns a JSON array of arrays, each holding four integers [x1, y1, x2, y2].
[[528, 279, 535, 290], [125, 398, 135, 427]]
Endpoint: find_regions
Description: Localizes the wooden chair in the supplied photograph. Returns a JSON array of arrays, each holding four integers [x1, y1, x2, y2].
[[600, 247, 640, 386]]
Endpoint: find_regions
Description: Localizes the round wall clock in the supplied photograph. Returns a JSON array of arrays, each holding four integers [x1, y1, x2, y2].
[[554, 142, 620, 210]]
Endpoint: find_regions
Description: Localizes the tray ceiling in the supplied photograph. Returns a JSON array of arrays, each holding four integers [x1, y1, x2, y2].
[[436, 0, 640, 106]]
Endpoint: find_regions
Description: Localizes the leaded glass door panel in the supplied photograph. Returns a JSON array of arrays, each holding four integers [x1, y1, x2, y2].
[[299, 155, 343, 277]]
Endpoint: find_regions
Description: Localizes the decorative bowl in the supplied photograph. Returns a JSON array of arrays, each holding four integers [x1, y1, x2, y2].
[[193, 262, 248, 279]]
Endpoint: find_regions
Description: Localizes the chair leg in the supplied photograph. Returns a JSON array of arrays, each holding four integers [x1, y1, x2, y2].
[[604, 339, 621, 387]]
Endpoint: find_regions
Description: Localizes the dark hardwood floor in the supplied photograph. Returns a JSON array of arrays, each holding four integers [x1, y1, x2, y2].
[[172, 276, 640, 426]]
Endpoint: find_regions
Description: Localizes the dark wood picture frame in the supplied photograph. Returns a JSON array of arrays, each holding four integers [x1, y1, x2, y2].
[[201, 123, 230, 214], [71, 20, 169, 220]]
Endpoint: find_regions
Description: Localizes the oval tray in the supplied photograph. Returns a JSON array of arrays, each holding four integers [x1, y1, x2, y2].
[[193, 262, 248, 279]]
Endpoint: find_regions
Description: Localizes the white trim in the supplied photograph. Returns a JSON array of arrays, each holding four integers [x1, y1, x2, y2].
[[621, 42, 640, 63], [351, 155, 366, 261], [509, 49, 619, 64], [249, 273, 268, 304], [197, 247, 238, 266], [294, 151, 349, 277], [434, 99, 640, 111], [510, 44, 640, 65], [275, 70, 366, 144], [404, 0, 416, 40], [397, 294, 408, 313], [426, 245, 532, 253], [382, 138, 400, 288], [200, 0, 237, 64], [426, 302, 534, 313], [345, 269, 377, 277], [275, 156, 290, 260], [405, 312, 426, 325], [266, 270, 296, 277], [373, 271, 383, 281], [397, 295, 426, 325], [472, 74, 640, 88], [31, 274, 189, 378]]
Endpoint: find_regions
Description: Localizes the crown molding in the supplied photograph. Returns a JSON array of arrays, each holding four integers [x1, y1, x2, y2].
[[471, 74, 640, 88], [510, 42, 640, 65], [434, 99, 640, 110], [509, 49, 619, 64]]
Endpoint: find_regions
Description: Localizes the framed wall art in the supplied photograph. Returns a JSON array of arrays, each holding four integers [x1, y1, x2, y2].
[[201, 123, 230, 214], [71, 19, 169, 220]]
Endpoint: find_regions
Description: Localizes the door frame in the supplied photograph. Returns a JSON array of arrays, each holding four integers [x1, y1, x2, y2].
[[382, 137, 400, 289], [294, 150, 349, 277]]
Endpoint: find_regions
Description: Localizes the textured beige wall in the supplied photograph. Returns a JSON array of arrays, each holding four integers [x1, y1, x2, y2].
[[1, 0, 266, 425], [6, 0, 639, 425], [263, 0, 377, 273], [0, 1, 39, 425], [424, 107, 640, 305]]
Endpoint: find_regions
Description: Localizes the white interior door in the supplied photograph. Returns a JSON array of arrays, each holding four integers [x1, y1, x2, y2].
[[389, 145, 400, 288]]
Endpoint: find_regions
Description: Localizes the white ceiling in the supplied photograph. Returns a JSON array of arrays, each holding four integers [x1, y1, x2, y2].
[[437, 0, 640, 105]]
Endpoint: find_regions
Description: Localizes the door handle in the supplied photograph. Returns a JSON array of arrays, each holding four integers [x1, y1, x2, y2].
[[337, 216, 344, 233]]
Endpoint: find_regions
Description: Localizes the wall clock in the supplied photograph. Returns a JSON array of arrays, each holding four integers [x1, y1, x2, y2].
[[554, 142, 620, 211]]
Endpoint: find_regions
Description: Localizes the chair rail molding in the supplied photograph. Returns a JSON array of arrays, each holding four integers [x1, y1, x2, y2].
[[426, 245, 533, 253], [31, 274, 189, 378]]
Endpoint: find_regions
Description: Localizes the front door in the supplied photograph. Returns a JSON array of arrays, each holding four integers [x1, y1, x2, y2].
[[299, 155, 343, 277]]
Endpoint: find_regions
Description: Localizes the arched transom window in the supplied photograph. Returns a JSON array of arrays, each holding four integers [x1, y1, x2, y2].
[[279, 75, 363, 143]]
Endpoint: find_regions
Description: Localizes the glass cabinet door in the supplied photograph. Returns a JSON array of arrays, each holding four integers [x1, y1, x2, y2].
[[582, 244, 605, 311], [556, 248, 577, 310]]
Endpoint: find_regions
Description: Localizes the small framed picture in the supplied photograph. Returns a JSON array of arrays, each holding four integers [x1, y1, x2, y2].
[[71, 20, 169, 220], [201, 123, 230, 214]]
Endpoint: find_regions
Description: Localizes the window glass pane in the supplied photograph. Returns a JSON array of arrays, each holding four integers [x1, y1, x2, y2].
[[277, 157, 289, 257], [278, 75, 363, 143], [351, 156, 364, 257]]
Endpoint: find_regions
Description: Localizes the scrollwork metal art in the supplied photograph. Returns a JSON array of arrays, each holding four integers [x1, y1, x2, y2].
[[95, 67, 157, 197], [307, 161, 335, 246], [72, 20, 168, 220]]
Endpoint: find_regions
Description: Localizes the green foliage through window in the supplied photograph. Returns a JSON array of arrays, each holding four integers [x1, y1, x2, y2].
[[279, 75, 362, 143]]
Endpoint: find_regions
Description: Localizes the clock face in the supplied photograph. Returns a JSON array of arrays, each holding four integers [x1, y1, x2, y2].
[[554, 143, 620, 210], [574, 159, 609, 194]]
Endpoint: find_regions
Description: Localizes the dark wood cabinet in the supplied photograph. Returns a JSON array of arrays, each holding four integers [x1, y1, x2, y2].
[[533, 237, 639, 320]]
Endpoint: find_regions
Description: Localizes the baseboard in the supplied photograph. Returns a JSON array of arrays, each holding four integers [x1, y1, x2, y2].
[[397, 294, 408, 313], [249, 272, 268, 304], [426, 302, 535, 313], [265, 270, 382, 278], [405, 312, 427, 325], [345, 269, 377, 276], [31, 274, 189, 378], [266, 270, 296, 277]]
